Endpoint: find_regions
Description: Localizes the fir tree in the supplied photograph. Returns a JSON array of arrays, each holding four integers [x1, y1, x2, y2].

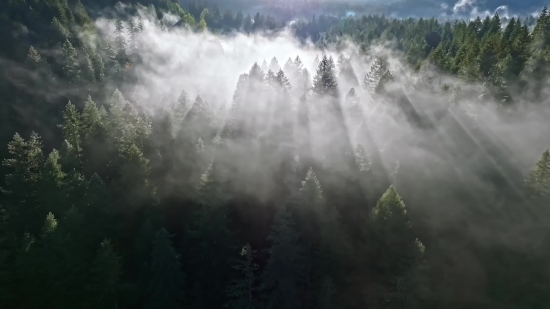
[[313, 55, 339, 97], [87, 239, 124, 309], [182, 163, 232, 308], [364, 56, 392, 93], [526, 149, 550, 199], [260, 205, 308, 309], [114, 20, 127, 65], [147, 228, 185, 309], [226, 244, 259, 309], [59, 101, 83, 159], [81, 48, 96, 82], [62, 39, 81, 84]]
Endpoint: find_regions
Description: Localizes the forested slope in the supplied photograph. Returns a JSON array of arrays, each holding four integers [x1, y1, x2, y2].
[[1, 2, 550, 309]]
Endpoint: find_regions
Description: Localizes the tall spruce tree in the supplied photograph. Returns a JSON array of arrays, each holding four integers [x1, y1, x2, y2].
[[87, 239, 125, 309], [313, 55, 339, 97], [147, 228, 185, 309], [226, 243, 259, 309], [260, 205, 308, 309]]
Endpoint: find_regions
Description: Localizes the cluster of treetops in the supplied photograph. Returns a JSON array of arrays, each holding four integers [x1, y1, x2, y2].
[[1, 0, 550, 308]]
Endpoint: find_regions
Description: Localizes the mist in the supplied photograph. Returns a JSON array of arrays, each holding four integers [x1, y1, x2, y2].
[[92, 9, 550, 236]]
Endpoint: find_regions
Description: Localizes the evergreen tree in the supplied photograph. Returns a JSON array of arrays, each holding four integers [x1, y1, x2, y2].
[[87, 239, 124, 309], [371, 186, 424, 278], [91, 52, 105, 82], [313, 55, 339, 97], [2, 132, 44, 235], [526, 149, 550, 199], [260, 205, 308, 309], [59, 101, 83, 159], [364, 56, 392, 93], [182, 163, 232, 308], [226, 244, 259, 309], [115, 20, 127, 65], [62, 39, 81, 84], [147, 228, 185, 309], [81, 49, 96, 82]]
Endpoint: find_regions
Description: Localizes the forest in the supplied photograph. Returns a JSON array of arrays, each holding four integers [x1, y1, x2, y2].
[[1, 0, 550, 309]]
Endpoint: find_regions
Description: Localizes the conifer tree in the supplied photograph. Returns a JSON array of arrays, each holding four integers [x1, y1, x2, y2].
[[147, 228, 185, 309], [91, 52, 105, 82], [60, 101, 83, 159], [295, 55, 304, 74], [354, 144, 371, 172], [526, 149, 550, 199], [260, 205, 308, 309], [81, 49, 96, 82], [269, 57, 280, 72], [87, 239, 124, 309], [115, 20, 127, 65], [337, 55, 358, 86], [37, 150, 67, 218], [371, 186, 424, 278], [2, 132, 44, 235], [276, 69, 292, 91], [226, 243, 259, 309], [25, 46, 43, 70], [182, 164, 232, 308], [62, 39, 81, 84], [364, 56, 392, 93], [313, 55, 339, 97]]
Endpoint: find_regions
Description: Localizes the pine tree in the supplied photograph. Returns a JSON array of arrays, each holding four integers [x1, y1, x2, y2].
[[2, 133, 44, 235], [25, 46, 43, 70], [337, 55, 358, 86], [50, 17, 70, 47], [276, 69, 292, 91], [173, 89, 190, 126], [269, 57, 280, 72], [260, 205, 308, 309], [354, 144, 371, 172], [299, 168, 324, 212], [87, 239, 124, 309], [91, 52, 105, 82], [526, 150, 550, 199], [182, 164, 232, 308], [313, 55, 339, 97], [81, 174, 119, 245], [364, 56, 392, 93], [147, 228, 185, 309], [295, 56, 304, 74], [62, 39, 81, 84], [226, 244, 259, 309], [37, 149, 67, 218], [115, 20, 127, 65], [59, 101, 83, 159], [372, 186, 424, 277], [81, 48, 96, 82]]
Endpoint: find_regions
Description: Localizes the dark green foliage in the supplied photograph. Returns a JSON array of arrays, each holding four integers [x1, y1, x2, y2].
[[261, 205, 308, 309], [526, 149, 550, 199], [147, 228, 185, 309], [226, 243, 259, 309], [87, 239, 125, 309], [62, 39, 81, 84], [313, 55, 339, 97]]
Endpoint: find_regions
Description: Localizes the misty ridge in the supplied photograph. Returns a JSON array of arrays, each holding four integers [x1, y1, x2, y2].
[[2, 1, 550, 309]]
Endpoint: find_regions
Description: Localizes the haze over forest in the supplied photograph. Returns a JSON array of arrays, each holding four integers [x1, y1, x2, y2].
[[1, 0, 550, 309]]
